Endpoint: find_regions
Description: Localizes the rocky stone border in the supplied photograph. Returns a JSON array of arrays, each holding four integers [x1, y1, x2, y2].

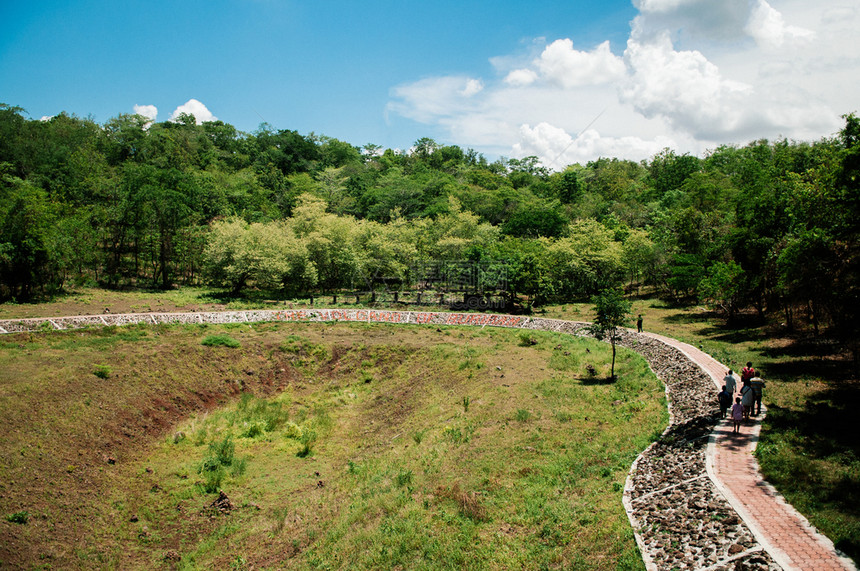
[[0, 309, 781, 569]]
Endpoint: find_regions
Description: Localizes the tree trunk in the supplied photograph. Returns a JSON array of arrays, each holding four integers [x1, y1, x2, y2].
[[610, 340, 617, 381]]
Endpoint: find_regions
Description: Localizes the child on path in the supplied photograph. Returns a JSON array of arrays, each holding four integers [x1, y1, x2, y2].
[[718, 385, 732, 418], [731, 397, 744, 433], [636, 314, 643, 333]]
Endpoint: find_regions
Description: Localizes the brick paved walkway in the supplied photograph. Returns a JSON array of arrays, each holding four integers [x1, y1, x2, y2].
[[644, 332, 856, 571]]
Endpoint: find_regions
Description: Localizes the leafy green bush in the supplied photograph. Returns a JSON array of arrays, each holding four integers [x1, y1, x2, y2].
[[201, 465, 225, 493], [283, 422, 303, 440], [518, 332, 538, 347], [210, 436, 235, 466], [201, 334, 241, 348], [5, 511, 28, 524], [296, 428, 317, 458], [243, 422, 265, 438], [93, 364, 111, 379]]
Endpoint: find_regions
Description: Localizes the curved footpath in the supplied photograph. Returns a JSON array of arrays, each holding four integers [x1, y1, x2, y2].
[[0, 309, 855, 570], [646, 332, 857, 571]]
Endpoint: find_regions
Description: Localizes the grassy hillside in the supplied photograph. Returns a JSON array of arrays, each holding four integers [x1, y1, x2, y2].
[[544, 298, 860, 564], [0, 319, 666, 569]]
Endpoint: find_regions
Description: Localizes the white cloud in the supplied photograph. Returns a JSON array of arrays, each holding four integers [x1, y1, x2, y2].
[[620, 33, 753, 138], [133, 104, 158, 122], [745, 0, 814, 48], [169, 99, 217, 124], [514, 122, 676, 167], [387, 76, 485, 123], [632, 0, 814, 49], [387, 0, 858, 167], [460, 78, 484, 97], [535, 39, 626, 88], [504, 69, 538, 87]]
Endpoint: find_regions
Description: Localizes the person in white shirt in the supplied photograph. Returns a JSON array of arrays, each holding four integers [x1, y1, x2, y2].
[[723, 370, 738, 396]]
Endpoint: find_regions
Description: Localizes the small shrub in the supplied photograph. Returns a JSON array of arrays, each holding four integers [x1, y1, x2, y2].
[[193, 427, 209, 446], [518, 332, 538, 347], [209, 436, 235, 466], [462, 396, 471, 413], [93, 365, 111, 379], [230, 456, 247, 477], [5, 511, 28, 524], [284, 422, 303, 440], [201, 334, 241, 348], [243, 422, 264, 438], [201, 466, 224, 493], [443, 426, 464, 444], [296, 429, 317, 458]]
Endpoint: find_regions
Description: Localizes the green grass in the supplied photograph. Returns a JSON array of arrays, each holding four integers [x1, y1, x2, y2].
[[0, 319, 665, 569], [130, 325, 662, 569], [542, 297, 860, 566], [201, 334, 241, 348], [10, 288, 855, 567]]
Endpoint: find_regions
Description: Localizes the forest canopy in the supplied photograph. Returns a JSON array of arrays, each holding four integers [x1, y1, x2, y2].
[[1, 103, 858, 352]]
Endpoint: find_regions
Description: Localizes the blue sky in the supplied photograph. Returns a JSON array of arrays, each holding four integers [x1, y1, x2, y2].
[[2, 0, 858, 166]]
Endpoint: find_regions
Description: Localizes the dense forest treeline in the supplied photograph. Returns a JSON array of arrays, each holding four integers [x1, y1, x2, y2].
[[1, 103, 858, 354]]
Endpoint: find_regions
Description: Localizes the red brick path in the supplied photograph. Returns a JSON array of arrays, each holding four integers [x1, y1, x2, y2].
[[644, 332, 856, 571]]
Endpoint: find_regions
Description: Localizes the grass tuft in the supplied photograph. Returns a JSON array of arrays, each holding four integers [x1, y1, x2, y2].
[[5, 511, 28, 524], [93, 364, 111, 379], [201, 334, 241, 348]]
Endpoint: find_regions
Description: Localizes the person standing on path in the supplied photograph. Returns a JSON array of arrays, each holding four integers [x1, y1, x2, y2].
[[741, 362, 756, 383], [718, 385, 732, 418], [750, 376, 766, 416], [723, 369, 738, 396], [636, 314, 643, 333], [741, 381, 754, 420], [731, 397, 744, 433]]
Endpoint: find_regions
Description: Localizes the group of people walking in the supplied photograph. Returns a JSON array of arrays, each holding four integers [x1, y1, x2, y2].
[[718, 362, 766, 433]]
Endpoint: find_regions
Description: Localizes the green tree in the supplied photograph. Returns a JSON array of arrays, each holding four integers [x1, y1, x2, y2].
[[586, 289, 632, 381], [547, 220, 624, 299], [699, 261, 745, 324], [0, 172, 57, 300], [621, 229, 656, 290], [501, 200, 568, 238]]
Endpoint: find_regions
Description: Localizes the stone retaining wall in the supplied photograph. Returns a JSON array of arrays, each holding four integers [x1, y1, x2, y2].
[[0, 309, 781, 569]]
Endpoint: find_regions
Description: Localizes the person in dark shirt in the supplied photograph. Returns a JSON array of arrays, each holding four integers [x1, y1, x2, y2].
[[718, 385, 732, 418]]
